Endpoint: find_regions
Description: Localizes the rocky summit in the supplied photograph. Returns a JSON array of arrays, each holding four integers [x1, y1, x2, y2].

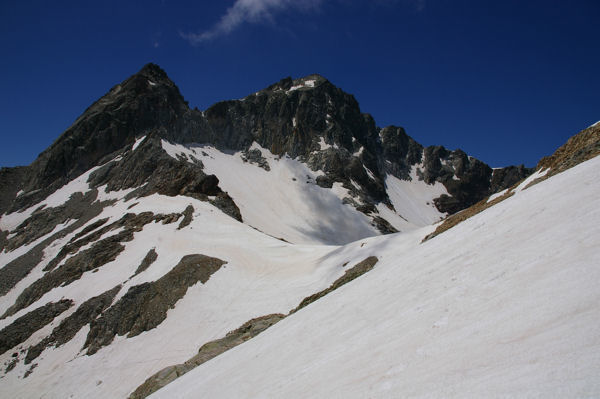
[[0, 64, 598, 399], [0, 63, 529, 228]]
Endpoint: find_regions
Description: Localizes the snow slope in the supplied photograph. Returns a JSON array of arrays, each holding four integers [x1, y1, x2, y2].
[[0, 191, 353, 398], [160, 140, 447, 244], [151, 156, 600, 398]]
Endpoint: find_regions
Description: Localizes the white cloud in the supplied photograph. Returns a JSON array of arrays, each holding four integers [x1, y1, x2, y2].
[[181, 0, 323, 44]]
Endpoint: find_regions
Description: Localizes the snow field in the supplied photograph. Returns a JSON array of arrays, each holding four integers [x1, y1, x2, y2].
[[0, 188, 383, 398], [151, 155, 600, 398], [161, 140, 378, 245]]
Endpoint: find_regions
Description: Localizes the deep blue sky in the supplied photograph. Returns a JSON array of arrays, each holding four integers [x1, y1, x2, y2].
[[1, 0, 599, 168]]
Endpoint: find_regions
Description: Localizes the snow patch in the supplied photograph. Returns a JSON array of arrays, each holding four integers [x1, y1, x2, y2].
[[513, 168, 549, 193], [363, 166, 375, 180], [318, 137, 332, 151], [383, 166, 448, 228], [132, 135, 146, 152], [288, 79, 316, 92], [487, 189, 508, 203]]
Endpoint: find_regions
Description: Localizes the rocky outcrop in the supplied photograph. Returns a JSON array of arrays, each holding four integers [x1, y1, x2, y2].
[[129, 255, 381, 398], [129, 313, 285, 399], [177, 205, 194, 230], [133, 249, 159, 277], [0, 190, 107, 297], [2, 211, 182, 319], [0, 299, 73, 356], [538, 123, 600, 175], [88, 134, 241, 222], [84, 254, 225, 355], [291, 256, 379, 314], [25, 286, 121, 364]]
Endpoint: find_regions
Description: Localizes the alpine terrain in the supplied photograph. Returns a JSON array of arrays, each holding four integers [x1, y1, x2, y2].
[[0, 64, 598, 398]]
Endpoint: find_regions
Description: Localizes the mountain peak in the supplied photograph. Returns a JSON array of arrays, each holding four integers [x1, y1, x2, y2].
[[136, 63, 172, 85], [263, 74, 329, 93]]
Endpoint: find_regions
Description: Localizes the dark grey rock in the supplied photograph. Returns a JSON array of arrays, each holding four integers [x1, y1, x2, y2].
[[177, 205, 194, 230], [84, 254, 225, 355], [2, 212, 174, 318], [25, 286, 120, 364], [0, 299, 73, 356], [491, 165, 533, 193], [241, 148, 270, 171], [133, 249, 158, 277]]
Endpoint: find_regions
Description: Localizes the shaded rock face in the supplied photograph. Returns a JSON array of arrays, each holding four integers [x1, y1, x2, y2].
[[84, 254, 225, 355], [491, 165, 534, 193]]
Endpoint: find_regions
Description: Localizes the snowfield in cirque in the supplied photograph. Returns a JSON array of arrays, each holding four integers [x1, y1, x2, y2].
[[0, 143, 598, 398], [160, 140, 447, 244]]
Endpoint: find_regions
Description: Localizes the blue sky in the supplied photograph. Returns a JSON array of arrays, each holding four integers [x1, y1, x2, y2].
[[1, 0, 599, 168]]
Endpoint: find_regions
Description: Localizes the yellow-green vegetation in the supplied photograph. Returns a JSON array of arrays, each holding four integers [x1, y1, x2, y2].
[[424, 123, 600, 242]]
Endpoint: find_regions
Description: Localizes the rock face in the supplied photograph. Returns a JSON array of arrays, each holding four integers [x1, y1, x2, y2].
[[0, 63, 527, 223]]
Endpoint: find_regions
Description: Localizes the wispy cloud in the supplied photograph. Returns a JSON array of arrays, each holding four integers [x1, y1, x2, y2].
[[181, 0, 323, 45]]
